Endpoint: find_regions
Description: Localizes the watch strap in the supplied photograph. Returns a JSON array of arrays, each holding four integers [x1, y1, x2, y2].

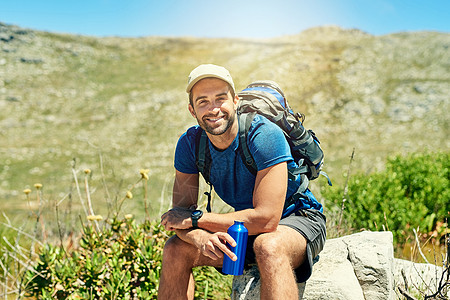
[[192, 217, 199, 228]]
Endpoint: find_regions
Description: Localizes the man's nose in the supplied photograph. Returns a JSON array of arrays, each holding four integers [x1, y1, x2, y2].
[[208, 102, 221, 113]]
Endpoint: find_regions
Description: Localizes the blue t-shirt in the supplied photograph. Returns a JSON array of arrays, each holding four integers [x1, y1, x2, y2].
[[174, 115, 322, 212]]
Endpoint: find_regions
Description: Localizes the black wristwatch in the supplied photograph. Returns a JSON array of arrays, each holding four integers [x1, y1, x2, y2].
[[191, 210, 203, 229]]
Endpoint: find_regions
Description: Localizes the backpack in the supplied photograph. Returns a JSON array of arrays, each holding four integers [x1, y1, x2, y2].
[[195, 80, 331, 214]]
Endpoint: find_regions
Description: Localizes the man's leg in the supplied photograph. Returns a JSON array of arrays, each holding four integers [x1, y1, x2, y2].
[[253, 225, 307, 300], [158, 235, 222, 300]]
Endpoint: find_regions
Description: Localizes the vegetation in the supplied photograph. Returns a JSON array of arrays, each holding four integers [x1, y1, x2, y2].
[[0, 151, 447, 299], [322, 151, 449, 260], [1, 167, 232, 299], [0, 23, 449, 299], [23, 218, 231, 299], [1, 23, 449, 217]]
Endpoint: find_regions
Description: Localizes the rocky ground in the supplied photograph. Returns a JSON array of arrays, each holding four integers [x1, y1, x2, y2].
[[232, 231, 448, 299]]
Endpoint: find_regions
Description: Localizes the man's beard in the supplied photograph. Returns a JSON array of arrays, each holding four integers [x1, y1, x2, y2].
[[197, 112, 236, 136]]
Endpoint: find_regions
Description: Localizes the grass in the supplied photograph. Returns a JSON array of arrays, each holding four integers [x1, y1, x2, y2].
[[0, 161, 236, 299], [2, 26, 449, 208], [0, 151, 448, 298], [0, 23, 449, 298]]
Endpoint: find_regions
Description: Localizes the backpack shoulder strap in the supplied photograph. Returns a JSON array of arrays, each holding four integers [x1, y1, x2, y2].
[[195, 128, 211, 183], [238, 112, 257, 176], [195, 128, 213, 212], [238, 111, 312, 216]]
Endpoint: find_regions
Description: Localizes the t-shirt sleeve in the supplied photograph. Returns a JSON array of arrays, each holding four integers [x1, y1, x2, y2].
[[174, 127, 199, 174], [247, 117, 293, 171]]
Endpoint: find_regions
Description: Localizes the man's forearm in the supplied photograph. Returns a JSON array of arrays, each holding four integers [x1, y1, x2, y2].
[[174, 228, 208, 247], [174, 228, 195, 245], [170, 208, 274, 241], [196, 163, 287, 235], [198, 208, 280, 235]]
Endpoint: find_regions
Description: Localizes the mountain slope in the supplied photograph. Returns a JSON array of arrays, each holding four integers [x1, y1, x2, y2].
[[0, 23, 448, 217]]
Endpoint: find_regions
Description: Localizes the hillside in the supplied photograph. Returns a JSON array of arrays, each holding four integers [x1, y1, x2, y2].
[[0, 22, 449, 219]]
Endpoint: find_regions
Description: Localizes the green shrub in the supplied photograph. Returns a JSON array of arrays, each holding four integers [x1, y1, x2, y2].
[[24, 217, 232, 299], [322, 151, 449, 243]]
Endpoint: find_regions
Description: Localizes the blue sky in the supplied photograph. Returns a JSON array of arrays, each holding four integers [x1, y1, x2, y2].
[[1, 0, 448, 38]]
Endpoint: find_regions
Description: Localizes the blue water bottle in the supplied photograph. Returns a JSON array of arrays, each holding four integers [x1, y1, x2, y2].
[[222, 221, 248, 275]]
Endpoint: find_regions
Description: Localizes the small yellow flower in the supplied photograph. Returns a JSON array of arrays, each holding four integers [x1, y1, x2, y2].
[[23, 189, 32, 195], [34, 183, 43, 189], [139, 169, 150, 180], [84, 169, 91, 175], [124, 214, 133, 220], [87, 215, 103, 221], [126, 191, 133, 199]]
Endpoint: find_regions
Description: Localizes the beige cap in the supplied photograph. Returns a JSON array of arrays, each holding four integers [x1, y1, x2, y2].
[[186, 64, 235, 93]]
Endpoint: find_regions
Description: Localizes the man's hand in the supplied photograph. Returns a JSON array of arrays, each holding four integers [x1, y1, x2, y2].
[[161, 207, 194, 231], [192, 230, 237, 261], [161, 207, 238, 261]]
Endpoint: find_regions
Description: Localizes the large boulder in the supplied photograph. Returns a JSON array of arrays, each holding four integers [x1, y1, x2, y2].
[[298, 235, 365, 300], [231, 231, 446, 299], [340, 231, 395, 299]]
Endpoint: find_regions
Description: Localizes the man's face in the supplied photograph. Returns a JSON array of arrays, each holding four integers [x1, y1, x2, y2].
[[189, 78, 238, 136]]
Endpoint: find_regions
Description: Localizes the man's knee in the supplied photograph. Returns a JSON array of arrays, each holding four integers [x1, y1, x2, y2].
[[253, 233, 285, 261], [163, 235, 189, 262], [253, 228, 307, 268]]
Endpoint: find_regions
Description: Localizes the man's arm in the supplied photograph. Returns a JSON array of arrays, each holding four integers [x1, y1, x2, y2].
[[198, 161, 287, 235], [161, 162, 288, 236], [161, 170, 199, 233], [160, 170, 201, 242], [172, 170, 199, 209]]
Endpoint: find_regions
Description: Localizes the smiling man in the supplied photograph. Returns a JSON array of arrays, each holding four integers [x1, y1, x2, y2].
[[158, 64, 326, 299]]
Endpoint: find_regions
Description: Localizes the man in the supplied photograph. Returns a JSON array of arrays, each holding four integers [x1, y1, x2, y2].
[[159, 64, 326, 299]]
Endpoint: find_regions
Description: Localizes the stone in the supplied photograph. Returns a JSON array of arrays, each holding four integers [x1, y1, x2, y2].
[[0, 32, 13, 42], [232, 231, 448, 299], [300, 237, 365, 300], [342, 231, 395, 300], [231, 231, 396, 299], [230, 265, 261, 300], [20, 57, 44, 64], [394, 258, 448, 299]]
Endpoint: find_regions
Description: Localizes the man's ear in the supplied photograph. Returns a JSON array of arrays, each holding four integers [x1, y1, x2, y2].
[[234, 95, 239, 109], [188, 104, 196, 118]]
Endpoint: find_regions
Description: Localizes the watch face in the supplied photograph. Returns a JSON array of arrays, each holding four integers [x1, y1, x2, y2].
[[192, 210, 202, 218]]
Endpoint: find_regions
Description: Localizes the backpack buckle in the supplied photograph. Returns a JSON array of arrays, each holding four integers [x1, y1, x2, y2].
[[295, 112, 305, 123]]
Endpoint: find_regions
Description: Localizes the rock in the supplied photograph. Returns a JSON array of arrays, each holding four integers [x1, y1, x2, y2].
[[0, 32, 13, 42], [230, 265, 261, 300], [20, 57, 44, 64], [394, 258, 448, 299], [299, 237, 365, 300], [6, 96, 20, 102], [341, 231, 395, 300], [231, 231, 446, 300]]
